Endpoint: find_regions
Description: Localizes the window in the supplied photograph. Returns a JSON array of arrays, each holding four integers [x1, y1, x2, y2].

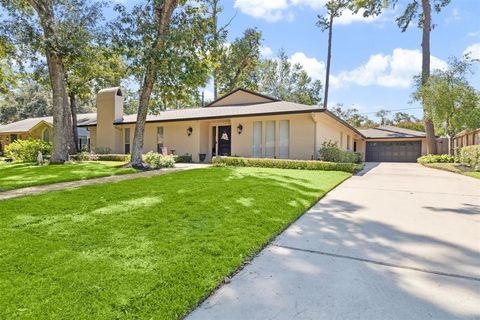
[[339, 133, 343, 149], [279, 120, 289, 159], [42, 128, 50, 142], [157, 126, 164, 153], [10, 134, 17, 143], [124, 128, 130, 154], [347, 135, 351, 150], [253, 122, 262, 158], [265, 121, 276, 158]]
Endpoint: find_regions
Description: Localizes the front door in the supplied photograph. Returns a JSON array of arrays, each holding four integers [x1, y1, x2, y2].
[[217, 126, 231, 156]]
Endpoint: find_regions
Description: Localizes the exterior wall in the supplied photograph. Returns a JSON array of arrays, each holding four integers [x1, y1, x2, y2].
[[89, 127, 97, 151], [95, 89, 123, 153], [230, 113, 316, 160], [313, 113, 363, 157]]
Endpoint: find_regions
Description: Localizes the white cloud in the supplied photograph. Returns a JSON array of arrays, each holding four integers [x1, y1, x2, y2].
[[463, 43, 480, 60], [233, 0, 289, 22], [260, 46, 274, 57], [467, 30, 480, 37], [336, 48, 447, 88], [234, 0, 390, 25], [289, 52, 340, 88]]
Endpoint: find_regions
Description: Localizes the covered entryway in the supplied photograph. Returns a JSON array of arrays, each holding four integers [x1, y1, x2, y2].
[[366, 141, 421, 162]]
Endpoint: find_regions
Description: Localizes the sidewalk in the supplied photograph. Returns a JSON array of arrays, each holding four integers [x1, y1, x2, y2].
[[0, 163, 210, 201]]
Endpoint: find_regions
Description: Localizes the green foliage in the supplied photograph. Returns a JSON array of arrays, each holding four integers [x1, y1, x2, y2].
[[256, 51, 323, 105], [73, 151, 99, 161], [212, 156, 358, 173], [4, 138, 52, 162], [216, 28, 261, 95], [457, 145, 480, 169], [110, 1, 211, 111], [174, 154, 193, 163], [71, 153, 130, 162], [330, 104, 373, 127], [417, 154, 455, 164], [413, 57, 480, 137], [143, 151, 175, 169], [318, 140, 362, 163]]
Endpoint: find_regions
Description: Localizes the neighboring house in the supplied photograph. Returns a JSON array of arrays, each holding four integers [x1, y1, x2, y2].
[[452, 128, 480, 150], [1, 87, 432, 162], [0, 114, 94, 154]]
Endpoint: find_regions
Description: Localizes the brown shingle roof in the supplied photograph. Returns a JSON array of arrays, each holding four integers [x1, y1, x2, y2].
[[0, 113, 96, 134], [358, 125, 426, 139]]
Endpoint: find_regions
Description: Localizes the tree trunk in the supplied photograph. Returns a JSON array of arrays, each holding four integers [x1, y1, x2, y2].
[[421, 0, 437, 154], [69, 93, 79, 153], [29, 0, 74, 163], [130, 0, 178, 168], [323, 13, 334, 109], [212, 0, 219, 100]]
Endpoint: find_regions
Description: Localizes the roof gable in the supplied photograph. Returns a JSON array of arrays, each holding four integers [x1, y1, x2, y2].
[[205, 88, 278, 107]]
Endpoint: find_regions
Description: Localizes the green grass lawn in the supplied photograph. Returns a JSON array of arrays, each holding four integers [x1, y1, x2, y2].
[[0, 161, 137, 191], [423, 162, 480, 179], [0, 167, 350, 319]]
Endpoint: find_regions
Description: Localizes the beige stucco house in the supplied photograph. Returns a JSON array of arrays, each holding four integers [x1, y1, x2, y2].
[[1, 87, 430, 162]]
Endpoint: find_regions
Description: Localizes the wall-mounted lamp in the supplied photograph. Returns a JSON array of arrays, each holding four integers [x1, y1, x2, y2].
[[237, 124, 243, 135], [187, 127, 193, 136]]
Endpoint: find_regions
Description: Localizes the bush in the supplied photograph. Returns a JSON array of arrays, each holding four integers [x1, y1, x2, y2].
[[212, 156, 358, 173], [96, 154, 130, 162], [174, 154, 192, 163], [4, 138, 52, 162], [417, 154, 455, 164], [71, 152, 99, 161], [457, 145, 480, 170], [143, 151, 175, 169], [318, 140, 362, 163]]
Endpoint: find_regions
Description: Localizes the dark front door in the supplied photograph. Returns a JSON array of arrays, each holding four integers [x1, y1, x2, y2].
[[217, 126, 231, 156], [366, 141, 421, 162]]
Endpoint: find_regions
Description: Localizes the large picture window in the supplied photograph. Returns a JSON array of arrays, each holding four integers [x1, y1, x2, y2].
[[278, 120, 289, 159], [265, 121, 275, 158], [253, 121, 262, 158], [124, 128, 130, 154]]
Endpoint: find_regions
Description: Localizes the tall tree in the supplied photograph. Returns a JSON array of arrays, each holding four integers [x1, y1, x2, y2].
[[1, 0, 108, 162], [352, 0, 451, 154], [317, 0, 350, 109], [414, 57, 480, 153], [256, 51, 323, 105], [375, 109, 391, 125], [111, 1, 211, 168], [216, 28, 261, 95]]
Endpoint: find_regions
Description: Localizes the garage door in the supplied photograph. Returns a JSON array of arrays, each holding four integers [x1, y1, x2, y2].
[[366, 141, 421, 162]]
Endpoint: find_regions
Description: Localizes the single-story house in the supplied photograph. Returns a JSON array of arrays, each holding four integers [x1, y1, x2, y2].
[[452, 128, 480, 150], [0, 87, 430, 162], [0, 115, 92, 153]]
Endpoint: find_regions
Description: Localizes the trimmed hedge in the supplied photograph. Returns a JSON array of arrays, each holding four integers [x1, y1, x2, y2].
[[212, 156, 358, 173], [143, 151, 175, 169], [97, 154, 131, 162], [174, 154, 193, 163], [417, 154, 455, 164], [457, 145, 480, 169]]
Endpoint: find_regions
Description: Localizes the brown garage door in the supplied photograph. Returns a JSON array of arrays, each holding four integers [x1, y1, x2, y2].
[[366, 141, 421, 162]]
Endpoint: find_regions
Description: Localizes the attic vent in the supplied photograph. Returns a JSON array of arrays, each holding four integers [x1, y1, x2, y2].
[[116, 89, 123, 97]]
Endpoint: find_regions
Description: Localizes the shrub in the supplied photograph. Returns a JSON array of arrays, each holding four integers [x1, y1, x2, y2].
[[174, 154, 193, 163], [212, 156, 358, 173], [72, 152, 99, 161], [319, 140, 363, 163], [417, 154, 455, 164], [96, 154, 130, 162], [457, 145, 480, 170], [143, 151, 175, 169], [4, 138, 52, 162]]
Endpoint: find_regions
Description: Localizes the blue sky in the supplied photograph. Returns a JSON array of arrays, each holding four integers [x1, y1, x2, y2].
[[211, 0, 480, 120]]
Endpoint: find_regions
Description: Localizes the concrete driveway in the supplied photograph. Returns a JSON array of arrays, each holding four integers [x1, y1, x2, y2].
[[187, 163, 480, 320]]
